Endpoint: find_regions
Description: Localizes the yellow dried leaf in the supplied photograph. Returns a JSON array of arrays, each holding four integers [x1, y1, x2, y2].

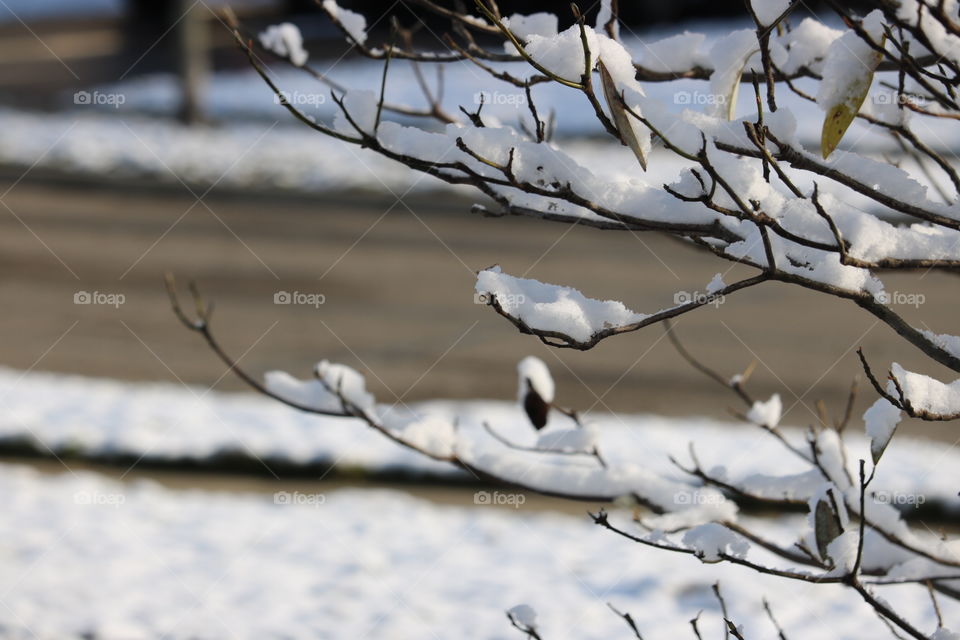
[[821, 97, 865, 159], [820, 44, 884, 159]]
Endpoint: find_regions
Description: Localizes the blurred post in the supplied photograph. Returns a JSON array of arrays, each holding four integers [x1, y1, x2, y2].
[[175, 0, 210, 125]]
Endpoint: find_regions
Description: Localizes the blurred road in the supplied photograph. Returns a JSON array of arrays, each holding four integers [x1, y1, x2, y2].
[[0, 176, 956, 440]]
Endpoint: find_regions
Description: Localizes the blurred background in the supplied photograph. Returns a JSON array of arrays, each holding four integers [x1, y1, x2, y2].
[[0, 0, 945, 430], [0, 2, 957, 638]]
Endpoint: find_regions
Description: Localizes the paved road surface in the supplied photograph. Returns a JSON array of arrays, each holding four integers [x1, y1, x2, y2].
[[0, 177, 956, 441]]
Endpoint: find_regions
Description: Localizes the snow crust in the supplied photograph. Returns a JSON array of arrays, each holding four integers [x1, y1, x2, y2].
[[705, 273, 726, 295], [746, 394, 782, 428], [476, 266, 647, 343], [535, 424, 599, 454], [264, 360, 375, 415], [888, 363, 960, 416], [517, 356, 555, 404], [0, 466, 949, 639], [635, 32, 710, 74], [896, 0, 960, 67], [1, 366, 958, 511], [863, 397, 902, 463], [816, 11, 884, 111], [259, 23, 309, 67], [502, 13, 558, 41], [749, 0, 792, 26], [315, 360, 375, 413], [507, 604, 538, 629], [263, 370, 344, 413], [321, 0, 368, 45], [683, 523, 750, 562]]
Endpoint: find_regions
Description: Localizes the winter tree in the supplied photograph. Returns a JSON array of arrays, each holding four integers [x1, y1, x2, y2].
[[170, 1, 960, 637]]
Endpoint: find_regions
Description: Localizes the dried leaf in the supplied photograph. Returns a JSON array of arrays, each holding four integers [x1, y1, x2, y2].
[[864, 397, 902, 464], [821, 42, 884, 158], [714, 47, 758, 120], [814, 498, 842, 560], [599, 60, 649, 171], [523, 382, 550, 431]]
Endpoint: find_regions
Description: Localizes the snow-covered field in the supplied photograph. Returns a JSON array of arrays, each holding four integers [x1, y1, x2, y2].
[[2, 8, 960, 634], [0, 463, 953, 640], [0, 106, 685, 196], [1, 366, 959, 512], [0, 367, 956, 637], [0, 17, 951, 207]]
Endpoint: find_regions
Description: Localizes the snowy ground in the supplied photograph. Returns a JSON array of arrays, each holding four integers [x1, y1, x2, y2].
[[0, 463, 953, 640], [0, 91, 942, 215], [0, 106, 684, 197], [0, 18, 952, 209], [1, 366, 959, 514], [0, 366, 956, 637]]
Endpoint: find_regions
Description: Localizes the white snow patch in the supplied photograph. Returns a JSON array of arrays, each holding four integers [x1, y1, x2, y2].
[[502, 13, 558, 41], [683, 523, 750, 562], [322, 0, 368, 45], [259, 23, 309, 67], [517, 356, 555, 404], [263, 370, 344, 414], [0, 367, 958, 512], [705, 273, 726, 295], [750, 0, 792, 26], [746, 394, 782, 428], [535, 424, 599, 454], [863, 397, 902, 463], [0, 466, 946, 639], [636, 32, 710, 74], [315, 360, 375, 413], [476, 266, 647, 344], [888, 363, 960, 416], [507, 604, 538, 629], [816, 11, 884, 111]]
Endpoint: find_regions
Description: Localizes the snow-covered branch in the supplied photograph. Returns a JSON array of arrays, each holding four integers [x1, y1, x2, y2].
[[170, 270, 960, 638], [231, 5, 960, 379], [193, 2, 960, 636]]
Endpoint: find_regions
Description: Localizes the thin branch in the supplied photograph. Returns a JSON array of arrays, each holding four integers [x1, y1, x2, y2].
[[607, 603, 645, 639], [713, 582, 731, 640], [762, 598, 790, 640], [664, 320, 754, 406]]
